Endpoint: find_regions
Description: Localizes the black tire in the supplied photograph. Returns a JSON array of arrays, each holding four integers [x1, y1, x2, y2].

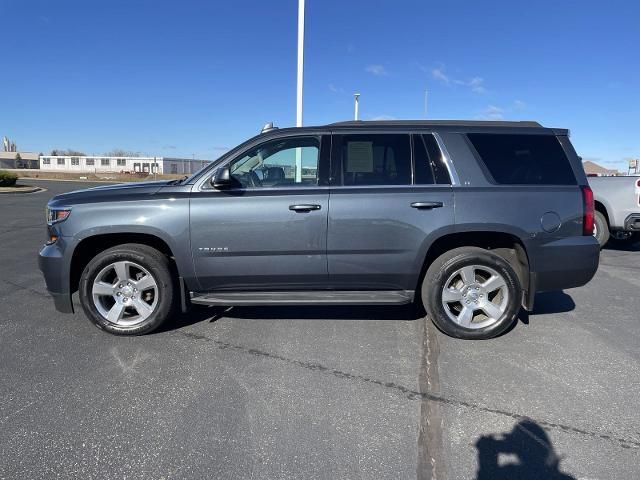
[[79, 243, 176, 335], [593, 210, 610, 248], [422, 247, 522, 340], [608, 231, 638, 246]]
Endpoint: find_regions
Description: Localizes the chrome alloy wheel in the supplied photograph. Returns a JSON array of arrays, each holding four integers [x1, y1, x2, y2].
[[441, 265, 509, 329], [92, 261, 159, 326]]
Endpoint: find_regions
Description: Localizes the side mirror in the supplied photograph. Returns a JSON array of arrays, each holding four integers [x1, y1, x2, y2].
[[211, 166, 237, 189]]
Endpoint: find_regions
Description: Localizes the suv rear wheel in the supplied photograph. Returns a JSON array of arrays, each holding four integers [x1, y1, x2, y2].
[[422, 247, 522, 339], [79, 243, 176, 335]]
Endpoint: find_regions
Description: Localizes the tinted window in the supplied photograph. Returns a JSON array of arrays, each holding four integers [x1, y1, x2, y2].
[[412, 135, 434, 184], [230, 136, 319, 188], [413, 134, 451, 185], [467, 133, 576, 185], [340, 134, 410, 186], [424, 135, 451, 184]]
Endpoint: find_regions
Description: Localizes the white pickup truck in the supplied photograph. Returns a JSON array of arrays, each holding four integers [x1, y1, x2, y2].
[[589, 176, 640, 247]]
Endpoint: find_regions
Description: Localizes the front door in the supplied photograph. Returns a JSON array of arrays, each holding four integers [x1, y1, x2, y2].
[[190, 134, 330, 291], [327, 132, 455, 291]]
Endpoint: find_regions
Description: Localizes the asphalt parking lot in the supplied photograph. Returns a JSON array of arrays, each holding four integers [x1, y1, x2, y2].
[[1, 179, 638, 479]]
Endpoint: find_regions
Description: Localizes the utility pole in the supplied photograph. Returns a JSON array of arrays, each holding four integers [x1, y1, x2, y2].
[[424, 89, 428, 119], [295, 0, 305, 182], [354, 93, 360, 120]]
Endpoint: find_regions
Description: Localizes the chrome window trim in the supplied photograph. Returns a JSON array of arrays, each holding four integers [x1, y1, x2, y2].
[[197, 183, 451, 194], [328, 184, 452, 191], [197, 184, 331, 194], [432, 132, 460, 186]]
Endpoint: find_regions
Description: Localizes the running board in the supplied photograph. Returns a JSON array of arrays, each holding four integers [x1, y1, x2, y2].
[[189, 290, 415, 306]]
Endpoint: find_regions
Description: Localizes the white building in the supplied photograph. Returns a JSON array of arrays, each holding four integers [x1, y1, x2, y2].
[[39, 155, 210, 175]]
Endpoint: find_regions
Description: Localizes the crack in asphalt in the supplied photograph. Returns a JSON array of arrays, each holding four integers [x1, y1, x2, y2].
[[417, 316, 446, 480], [175, 329, 640, 451], [0, 279, 49, 298]]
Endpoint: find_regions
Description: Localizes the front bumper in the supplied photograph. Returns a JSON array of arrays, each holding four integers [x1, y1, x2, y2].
[[38, 240, 74, 313]]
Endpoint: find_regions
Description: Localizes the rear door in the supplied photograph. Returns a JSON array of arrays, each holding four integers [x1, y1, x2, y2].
[[327, 132, 455, 291]]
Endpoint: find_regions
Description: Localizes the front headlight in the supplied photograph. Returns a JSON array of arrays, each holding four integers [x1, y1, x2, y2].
[[46, 206, 72, 225]]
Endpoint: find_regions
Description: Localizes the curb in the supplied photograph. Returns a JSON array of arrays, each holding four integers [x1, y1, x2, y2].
[[0, 186, 46, 195]]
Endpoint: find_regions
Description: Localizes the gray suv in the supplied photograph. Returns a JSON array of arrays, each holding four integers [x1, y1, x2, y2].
[[39, 120, 599, 339]]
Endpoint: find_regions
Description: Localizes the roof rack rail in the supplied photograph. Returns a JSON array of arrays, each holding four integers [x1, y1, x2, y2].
[[328, 120, 543, 128]]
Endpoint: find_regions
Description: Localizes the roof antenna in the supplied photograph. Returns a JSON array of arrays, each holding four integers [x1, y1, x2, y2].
[[261, 122, 278, 134]]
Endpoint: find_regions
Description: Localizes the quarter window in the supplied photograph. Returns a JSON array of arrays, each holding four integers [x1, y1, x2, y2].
[[467, 133, 576, 185], [339, 134, 411, 186], [229, 136, 320, 188]]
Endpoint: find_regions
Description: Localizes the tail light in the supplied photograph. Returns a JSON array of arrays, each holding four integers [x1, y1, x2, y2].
[[581, 185, 594, 236]]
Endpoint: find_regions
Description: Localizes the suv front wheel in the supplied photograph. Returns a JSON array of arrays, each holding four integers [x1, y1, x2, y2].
[[79, 243, 176, 335], [422, 247, 522, 339]]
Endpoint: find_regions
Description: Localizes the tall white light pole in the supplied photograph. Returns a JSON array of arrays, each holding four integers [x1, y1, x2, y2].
[[424, 89, 428, 119], [296, 0, 305, 127], [295, 0, 305, 182], [354, 93, 360, 120]]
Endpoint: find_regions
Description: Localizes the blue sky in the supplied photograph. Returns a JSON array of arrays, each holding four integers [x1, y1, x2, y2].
[[1, 0, 638, 169]]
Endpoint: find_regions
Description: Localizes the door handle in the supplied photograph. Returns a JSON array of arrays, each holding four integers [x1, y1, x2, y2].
[[289, 204, 322, 212], [411, 201, 444, 209]]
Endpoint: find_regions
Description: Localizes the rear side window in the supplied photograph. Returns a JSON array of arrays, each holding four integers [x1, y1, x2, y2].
[[340, 134, 411, 186], [467, 133, 576, 185]]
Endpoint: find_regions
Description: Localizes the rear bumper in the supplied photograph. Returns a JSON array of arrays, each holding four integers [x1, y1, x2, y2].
[[38, 240, 74, 314], [531, 235, 600, 293], [623, 213, 640, 232]]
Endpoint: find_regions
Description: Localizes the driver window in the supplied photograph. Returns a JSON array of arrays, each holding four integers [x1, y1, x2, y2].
[[229, 136, 320, 188]]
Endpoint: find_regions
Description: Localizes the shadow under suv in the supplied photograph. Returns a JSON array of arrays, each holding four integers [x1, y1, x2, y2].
[[39, 120, 600, 339]]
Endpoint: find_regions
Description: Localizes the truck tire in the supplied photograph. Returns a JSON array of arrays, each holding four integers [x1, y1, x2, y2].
[[422, 247, 522, 340], [609, 231, 638, 246], [79, 243, 176, 335], [593, 211, 610, 248]]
